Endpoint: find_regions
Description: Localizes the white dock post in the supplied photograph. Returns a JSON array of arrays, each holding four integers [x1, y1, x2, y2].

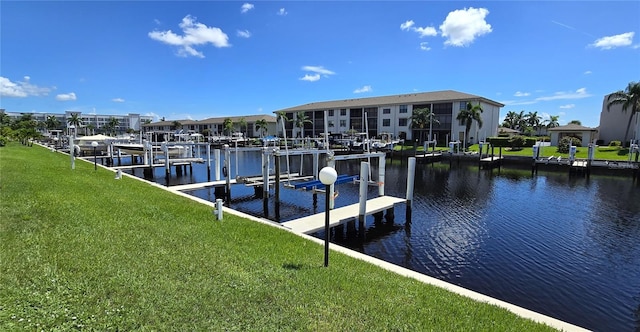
[[358, 161, 369, 223], [262, 147, 270, 197], [406, 157, 416, 215], [313, 152, 319, 180], [206, 144, 211, 179], [224, 145, 231, 202], [378, 154, 385, 196], [69, 136, 75, 170], [328, 158, 336, 210], [163, 143, 170, 176], [214, 149, 221, 180], [214, 198, 223, 220]]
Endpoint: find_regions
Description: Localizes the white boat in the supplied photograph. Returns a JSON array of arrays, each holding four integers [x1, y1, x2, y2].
[[113, 143, 185, 157]]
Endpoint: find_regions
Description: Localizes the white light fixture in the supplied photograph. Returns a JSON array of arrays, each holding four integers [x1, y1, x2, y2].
[[319, 166, 337, 267], [319, 166, 337, 185]]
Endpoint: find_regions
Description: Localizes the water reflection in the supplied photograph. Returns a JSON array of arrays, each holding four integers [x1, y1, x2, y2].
[[128, 151, 639, 331]]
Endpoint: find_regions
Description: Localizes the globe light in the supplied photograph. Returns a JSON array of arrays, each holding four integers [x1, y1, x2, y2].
[[319, 166, 337, 185]]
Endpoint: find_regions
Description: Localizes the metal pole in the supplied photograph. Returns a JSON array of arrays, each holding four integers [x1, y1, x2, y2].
[[378, 154, 385, 196], [324, 188, 330, 267], [358, 161, 369, 222], [406, 157, 416, 210], [215, 149, 221, 180], [93, 147, 97, 170], [225, 145, 231, 203]]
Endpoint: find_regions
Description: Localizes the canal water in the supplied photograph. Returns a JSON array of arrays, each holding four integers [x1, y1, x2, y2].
[[128, 150, 640, 331]]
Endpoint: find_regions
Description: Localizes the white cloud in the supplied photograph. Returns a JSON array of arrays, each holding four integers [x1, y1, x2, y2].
[[401, 20, 437, 37], [439, 7, 492, 47], [514, 91, 530, 97], [415, 26, 438, 37], [300, 74, 320, 82], [590, 32, 634, 49], [56, 92, 77, 101], [0, 76, 52, 97], [148, 15, 230, 58], [112, 98, 125, 103], [302, 65, 335, 76], [237, 30, 251, 38], [241, 3, 254, 14], [277, 8, 287, 16], [154, 19, 161, 25], [535, 88, 591, 101], [420, 42, 431, 51], [400, 20, 415, 31], [584, 70, 592, 75], [559, 104, 575, 109], [354, 85, 372, 93]]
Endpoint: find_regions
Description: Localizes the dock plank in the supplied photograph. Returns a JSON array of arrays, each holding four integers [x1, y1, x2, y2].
[[281, 196, 406, 234]]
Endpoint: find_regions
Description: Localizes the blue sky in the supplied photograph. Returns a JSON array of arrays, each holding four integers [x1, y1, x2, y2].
[[1, 1, 638, 127]]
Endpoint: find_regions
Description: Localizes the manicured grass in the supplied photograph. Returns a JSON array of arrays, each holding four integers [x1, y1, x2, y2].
[[467, 144, 636, 161], [1, 142, 556, 331]]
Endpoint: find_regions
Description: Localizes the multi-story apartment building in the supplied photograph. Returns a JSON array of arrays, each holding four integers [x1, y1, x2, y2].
[[274, 90, 504, 145], [141, 114, 278, 139], [2, 109, 153, 135], [598, 94, 639, 145]]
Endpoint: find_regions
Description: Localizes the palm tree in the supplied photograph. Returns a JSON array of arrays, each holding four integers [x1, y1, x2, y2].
[[67, 113, 83, 137], [107, 117, 120, 136], [255, 118, 268, 138], [456, 102, 483, 149], [45, 115, 60, 133], [238, 117, 247, 138], [294, 111, 312, 139], [171, 120, 182, 132], [410, 107, 439, 143], [502, 111, 519, 129], [223, 118, 234, 136], [569, 120, 582, 125], [86, 123, 96, 135], [546, 115, 560, 129], [526, 111, 541, 134], [607, 81, 640, 145]]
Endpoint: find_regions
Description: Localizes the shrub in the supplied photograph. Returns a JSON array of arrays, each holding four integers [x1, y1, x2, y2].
[[557, 136, 582, 153], [487, 137, 510, 147], [509, 135, 527, 147], [0, 135, 6, 147], [609, 140, 621, 147]]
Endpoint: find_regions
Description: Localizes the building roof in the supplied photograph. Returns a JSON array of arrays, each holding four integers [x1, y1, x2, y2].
[[498, 127, 520, 134], [199, 114, 276, 124], [143, 114, 276, 127], [547, 123, 598, 132], [275, 90, 505, 113]]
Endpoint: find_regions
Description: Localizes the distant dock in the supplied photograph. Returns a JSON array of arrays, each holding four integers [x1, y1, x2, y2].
[[281, 196, 406, 234]]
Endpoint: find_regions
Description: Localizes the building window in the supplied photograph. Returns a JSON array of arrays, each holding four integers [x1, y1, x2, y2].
[[339, 120, 347, 127], [399, 118, 408, 126], [328, 110, 334, 116], [382, 119, 390, 127], [399, 105, 408, 113], [460, 101, 467, 110], [328, 120, 334, 127], [383, 108, 391, 114], [340, 109, 347, 116]]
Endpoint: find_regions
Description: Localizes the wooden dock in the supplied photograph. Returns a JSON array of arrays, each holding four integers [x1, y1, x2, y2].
[[479, 156, 503, 169], [281, 196, 406, 234], [169, 179, 238, 191], [415, 152, 442, 163]]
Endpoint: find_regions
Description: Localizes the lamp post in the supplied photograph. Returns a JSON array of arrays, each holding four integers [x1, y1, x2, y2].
[[91, 141, 98, 170], [319, 166, 337, 267]]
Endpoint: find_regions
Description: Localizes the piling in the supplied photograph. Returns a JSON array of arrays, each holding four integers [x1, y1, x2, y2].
[[378, 154, 385, 196], [406, 157, 416, 220], [214, 149, 221, 180], [224, 145, 231, 203], [358, 161, 369, 227], [275, 154, 281, 221], [206, 144, 211, 182]]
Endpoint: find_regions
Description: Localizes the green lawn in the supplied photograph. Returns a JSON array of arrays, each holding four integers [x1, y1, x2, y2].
[[395, 143, 636, 161], [1, 142, 557, 331]]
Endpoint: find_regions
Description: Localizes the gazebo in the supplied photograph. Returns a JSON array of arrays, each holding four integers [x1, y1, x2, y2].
[[547, 124, 598, 146]]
